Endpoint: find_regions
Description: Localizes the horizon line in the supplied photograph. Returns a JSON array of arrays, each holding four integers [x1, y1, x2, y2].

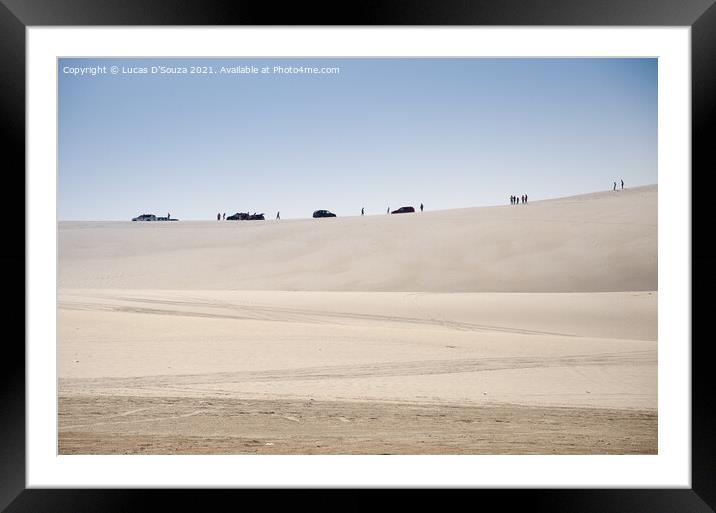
[[58, 183, 657, 222]]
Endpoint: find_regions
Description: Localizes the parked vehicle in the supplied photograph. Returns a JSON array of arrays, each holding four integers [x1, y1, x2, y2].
[[132, 214, 178, 221], [313, 210, 336, 218], [227, 212, 265, 221], [391, 206, 415, 214], [132, 214, 157, 221]]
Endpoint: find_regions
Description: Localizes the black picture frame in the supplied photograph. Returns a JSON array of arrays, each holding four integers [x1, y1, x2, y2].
[[2, 1, 713, 511]]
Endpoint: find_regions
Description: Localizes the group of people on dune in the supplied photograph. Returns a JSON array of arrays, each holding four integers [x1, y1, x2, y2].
[[509, 194, 527, 205]]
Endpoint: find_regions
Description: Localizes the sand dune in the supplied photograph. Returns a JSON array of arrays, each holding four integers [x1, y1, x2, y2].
[[58, 186, 657, 454], [59, 185, 657, 292]]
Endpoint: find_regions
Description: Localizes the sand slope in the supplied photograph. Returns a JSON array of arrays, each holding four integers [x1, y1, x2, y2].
[[59, 185, 657, 292], [59, 290, 656, 411]]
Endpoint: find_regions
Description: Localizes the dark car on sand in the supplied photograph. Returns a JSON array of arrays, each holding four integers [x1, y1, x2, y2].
[[132, 214, 157, 221], [391, 206, 415, 214], [132, 214, 178, 221], [313, 210, 336, 218], [227, 212, 265, 220]]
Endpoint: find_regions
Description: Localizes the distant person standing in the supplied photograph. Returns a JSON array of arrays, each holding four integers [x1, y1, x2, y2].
[[222, 213, 225, 220], [167, 212, 170, 219], [420, 203, 424, 212], [276, 211, 280, 220], [613, 181, 617, 191], [217, 212, 220, 221], [361, 207, 365, 216], [387, 206, 390, 214], [621, 179, 624, 190], [525, 194, 528, 204]]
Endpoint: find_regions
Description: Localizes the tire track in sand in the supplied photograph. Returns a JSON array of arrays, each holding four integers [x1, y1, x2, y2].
[[59, 295, 577, 337], [60, 350, 655, 395]]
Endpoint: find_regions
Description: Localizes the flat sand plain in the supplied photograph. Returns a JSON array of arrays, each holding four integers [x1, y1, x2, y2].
[[58, 186, 657, 454]]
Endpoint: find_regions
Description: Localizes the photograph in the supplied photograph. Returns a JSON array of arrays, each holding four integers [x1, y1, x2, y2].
[[57, 56, 658, 456]]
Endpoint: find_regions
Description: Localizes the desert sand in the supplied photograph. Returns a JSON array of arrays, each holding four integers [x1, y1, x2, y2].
[[58, 185, 657, 454]]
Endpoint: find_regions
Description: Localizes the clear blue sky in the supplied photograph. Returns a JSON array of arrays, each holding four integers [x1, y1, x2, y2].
[[58, 58, 657, 220]]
